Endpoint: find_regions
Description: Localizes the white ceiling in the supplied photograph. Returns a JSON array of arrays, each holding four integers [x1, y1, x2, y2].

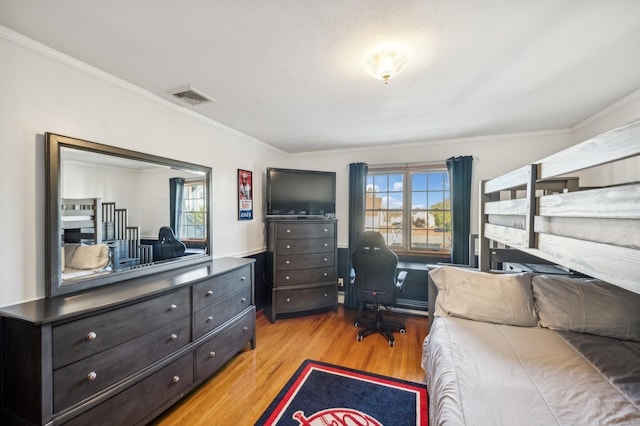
[[2, 0, 640, 153]]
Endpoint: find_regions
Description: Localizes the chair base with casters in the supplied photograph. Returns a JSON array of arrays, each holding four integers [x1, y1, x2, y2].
[[354, 290, 406, 347]]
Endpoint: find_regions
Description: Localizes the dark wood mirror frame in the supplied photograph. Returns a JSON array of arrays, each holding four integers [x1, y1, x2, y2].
[[45, 133, 212, 297]]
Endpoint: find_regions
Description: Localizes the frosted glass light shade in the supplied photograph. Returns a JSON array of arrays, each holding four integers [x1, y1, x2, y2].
[[365, 50, 408, 83]]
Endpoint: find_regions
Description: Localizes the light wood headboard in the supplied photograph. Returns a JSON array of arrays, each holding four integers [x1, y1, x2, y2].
[[479, 119, 640, 294]]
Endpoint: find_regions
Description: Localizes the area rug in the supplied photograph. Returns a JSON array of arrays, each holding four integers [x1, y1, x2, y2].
[[255, 359, 428, 426]]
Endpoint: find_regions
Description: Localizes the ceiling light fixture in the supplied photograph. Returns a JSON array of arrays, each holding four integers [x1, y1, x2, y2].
[[365, 50, 408, 84]]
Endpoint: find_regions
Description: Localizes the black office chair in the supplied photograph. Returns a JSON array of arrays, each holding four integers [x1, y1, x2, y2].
[[351, 231, 407, 346], [156, 226, 186, 260]]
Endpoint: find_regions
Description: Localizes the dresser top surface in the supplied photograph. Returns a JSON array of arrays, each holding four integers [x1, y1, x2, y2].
[[0, 257, 254, 325]]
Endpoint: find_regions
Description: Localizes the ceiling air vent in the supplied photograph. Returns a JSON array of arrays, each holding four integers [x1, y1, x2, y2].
[[169, 85, 215, 106]]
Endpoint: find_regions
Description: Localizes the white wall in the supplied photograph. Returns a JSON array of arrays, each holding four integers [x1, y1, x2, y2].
[[571, 88, 640, 142], [291, 130, 572, 247], [63, 161, 144, 229], [569, 88, 640, 187], [2, 26, 638, 307], [63, 160, 205, 239], [0, 28, 286, 306], [293, 90, 640, 248]]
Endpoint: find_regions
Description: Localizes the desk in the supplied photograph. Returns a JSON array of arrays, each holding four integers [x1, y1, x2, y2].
[[396, 261, 429, 310]]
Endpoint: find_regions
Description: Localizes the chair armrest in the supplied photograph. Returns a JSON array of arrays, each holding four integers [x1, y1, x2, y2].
[[396, 270, 408, 290]]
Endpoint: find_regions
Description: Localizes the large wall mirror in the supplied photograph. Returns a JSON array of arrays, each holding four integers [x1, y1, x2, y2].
[[46, 133, 212, 297]]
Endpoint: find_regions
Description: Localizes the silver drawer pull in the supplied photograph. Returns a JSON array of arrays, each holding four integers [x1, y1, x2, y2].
[[286, 245, 291, 249], [240, 276, 246, 281], [207, 316, 213, 322], [285, 260, 290, 264], [241, 297, 247, 303], [170, 333, 178, 341], [87, 371, 97, 381], [323, 258, 328, 262], [86, 331, 97, 341], [323, 243, 328, 247], [286, 229, 291, 233], [172, 376, 180, 383], [324, 228, 328, 232], [243, 327, 249, 332], [286, 298, 291, 302], [285, 276, 290, 280], [209, 351, 216, 358], [169, 304, 178, 311], [324, 293, 328, 297], [206, 290, 214, 296], [323, 272, 328, 277]]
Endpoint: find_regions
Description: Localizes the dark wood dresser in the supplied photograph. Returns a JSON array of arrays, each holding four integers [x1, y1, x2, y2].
[[0, 257, 255, 425], [266, 218, 338, 323]]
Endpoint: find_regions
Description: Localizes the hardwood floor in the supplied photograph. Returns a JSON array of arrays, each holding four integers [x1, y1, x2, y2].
[[154, 306, 428, 425]]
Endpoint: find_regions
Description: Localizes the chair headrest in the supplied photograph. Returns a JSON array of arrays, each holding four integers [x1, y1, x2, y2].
[[159, 226, 178, 242], [360, 245, 383, 255], [357, 231, 386, 246], [356, 231, 389, 256]]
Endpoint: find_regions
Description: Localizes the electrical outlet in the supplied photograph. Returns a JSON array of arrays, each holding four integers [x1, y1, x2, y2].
[[338, 278, 344, 287]]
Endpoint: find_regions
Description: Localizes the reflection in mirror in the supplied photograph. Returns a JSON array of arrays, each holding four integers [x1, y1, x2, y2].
[[46, 133, 211, 297]]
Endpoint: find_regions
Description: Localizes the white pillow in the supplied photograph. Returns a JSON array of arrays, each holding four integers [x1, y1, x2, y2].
[[63, 243, 79, 269], [430, 266, 537, 327], [67, 244, 110, 271], [532, 275, 640, 342]]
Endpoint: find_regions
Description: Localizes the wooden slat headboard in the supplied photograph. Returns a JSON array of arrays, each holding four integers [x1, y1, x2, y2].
[[479, 118, 640, 294], [61, 198, 103, 243]]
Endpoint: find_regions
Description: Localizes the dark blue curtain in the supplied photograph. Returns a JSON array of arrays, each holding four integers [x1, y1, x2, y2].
[[169, 177, 185, 238], [346, 162, 368, 309], [446, 156, 473, 265]]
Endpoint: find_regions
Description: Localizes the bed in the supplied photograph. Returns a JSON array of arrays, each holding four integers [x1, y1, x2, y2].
[[479, 118, 640, 293], [422, 118, 640, 425], [61, 198, 153, 279]]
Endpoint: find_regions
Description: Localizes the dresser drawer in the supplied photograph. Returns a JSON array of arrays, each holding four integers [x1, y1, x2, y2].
[[193, 265, 251, 311], [275, 284, 337, 313], [53, 288, 190, 369], [276, 238, 334, 254], [194, 286, 252, 339], [64, 353, 194, 426], [196, 307, 255, 380], [276, 267, 336, 286], [276, 222, 335, 239], [276, 253, 335, 271], [53, 316, 190, 412]]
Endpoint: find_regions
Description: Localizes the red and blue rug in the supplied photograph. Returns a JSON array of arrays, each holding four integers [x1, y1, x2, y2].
[[255, 360, 428, 426]]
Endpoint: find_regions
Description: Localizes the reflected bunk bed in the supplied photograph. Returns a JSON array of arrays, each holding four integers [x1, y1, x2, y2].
[[423, 118, 640, 425], [61, 198, 153, 278]]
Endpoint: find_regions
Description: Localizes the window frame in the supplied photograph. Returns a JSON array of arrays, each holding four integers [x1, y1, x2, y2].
[[365, 163, 451, 256], [179, 177, 207, 243]]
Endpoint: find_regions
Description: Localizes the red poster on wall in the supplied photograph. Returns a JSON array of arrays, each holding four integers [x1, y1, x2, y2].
[[238, 169, 253, 220]]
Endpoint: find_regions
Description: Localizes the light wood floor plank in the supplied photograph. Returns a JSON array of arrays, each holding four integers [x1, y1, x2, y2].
[[154, 306, 428, 425]]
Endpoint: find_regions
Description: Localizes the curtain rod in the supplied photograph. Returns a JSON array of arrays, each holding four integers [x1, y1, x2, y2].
[[367, 156, 478, 170], [368, 160, 445, 169]]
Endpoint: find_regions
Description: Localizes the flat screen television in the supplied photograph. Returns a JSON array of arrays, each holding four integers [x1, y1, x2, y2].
[[266, 168, 336, 218]]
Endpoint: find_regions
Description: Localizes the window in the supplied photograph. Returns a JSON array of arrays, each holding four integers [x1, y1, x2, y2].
[[179, 179, 207, 241], [365, 165, 451, 254]]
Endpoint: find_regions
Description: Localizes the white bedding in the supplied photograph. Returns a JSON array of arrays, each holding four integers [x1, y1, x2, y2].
[[423, 316, 640, 425]]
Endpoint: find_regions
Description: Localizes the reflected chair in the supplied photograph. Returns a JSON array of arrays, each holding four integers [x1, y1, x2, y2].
[[351, 231, 407, 346], [156, 226, 186, 260]]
